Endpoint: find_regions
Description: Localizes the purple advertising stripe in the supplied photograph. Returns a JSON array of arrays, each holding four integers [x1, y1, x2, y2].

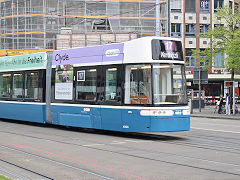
[[77, 56, 103, 63], [103, 43, 124, 62], [52, 43, 124, 65], [103, 54, 124, 62], [103, 43, 124, 53]]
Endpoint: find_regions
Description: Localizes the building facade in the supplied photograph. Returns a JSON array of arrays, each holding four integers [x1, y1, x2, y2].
[[170, 0, 240, 103], [0, 0, 169, 50], [0, 0, 239, 103]]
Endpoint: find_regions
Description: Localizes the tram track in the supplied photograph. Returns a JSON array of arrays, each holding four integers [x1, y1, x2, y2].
[[164, 131, 240, 153], [0, 145, 115, 180], [1, 142, 240, 178], [2, 120, 240, 151], [149, 133, 240, 153], [0, 124, 240, 178], [1, 127, 240, 156], [0, 159, 53, 180], [181, 130, 240, 143], [1, 120, 240, 154]]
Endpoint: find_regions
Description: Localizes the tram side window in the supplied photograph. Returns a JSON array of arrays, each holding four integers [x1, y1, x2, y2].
[[12, 73, 24, 99], [25, 72, 39, 99], [105, 67, 117, 101], [76, 68, 97, 101], [124, 65, 152, 105], [0, 74, 11, 98]]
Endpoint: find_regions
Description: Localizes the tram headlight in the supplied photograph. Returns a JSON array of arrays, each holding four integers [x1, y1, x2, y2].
[[140, 110, 174, 116], [182, 109, 190, 115]]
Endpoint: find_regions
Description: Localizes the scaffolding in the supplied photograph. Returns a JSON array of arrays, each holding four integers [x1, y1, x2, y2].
[[0, 0, 169, 50]]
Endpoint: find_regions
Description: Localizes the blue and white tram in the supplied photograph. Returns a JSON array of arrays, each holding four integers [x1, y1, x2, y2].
[[0, 37, 190, 132]]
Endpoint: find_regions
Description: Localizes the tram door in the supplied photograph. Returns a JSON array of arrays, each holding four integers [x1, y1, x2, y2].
[[122, 65, 151, 132], [98, 65, 123, 131]]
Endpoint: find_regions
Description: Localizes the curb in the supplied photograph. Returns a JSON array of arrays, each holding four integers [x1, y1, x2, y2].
[[191, 115, 239, 120]]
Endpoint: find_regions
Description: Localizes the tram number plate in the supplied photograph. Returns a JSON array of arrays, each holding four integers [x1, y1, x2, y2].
[[83, 108, 90, 112]]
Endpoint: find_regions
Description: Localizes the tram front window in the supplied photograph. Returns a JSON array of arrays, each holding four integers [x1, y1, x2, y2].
[[124, 65, 152, 104], [153, 64, 187, 105], [124, 64, 187, 105]]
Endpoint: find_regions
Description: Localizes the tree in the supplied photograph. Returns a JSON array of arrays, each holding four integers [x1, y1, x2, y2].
[[195, 5, 240, 81]]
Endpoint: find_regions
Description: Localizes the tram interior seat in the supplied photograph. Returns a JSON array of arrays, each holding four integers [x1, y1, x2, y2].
[[165, 95, 178, 103], [130, 96, 148, 104], [77, 92, 95, 101]]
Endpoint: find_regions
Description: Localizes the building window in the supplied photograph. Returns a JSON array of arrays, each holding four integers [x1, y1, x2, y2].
[[185, 49, 196, 67], [200, 0, 210, 12], [200, 49, 207, 67], [235, 3, 239, 13], [186, 0, 195, 12], [185, 24, 195, 37], [161, 21, 167, 34], [229, 1, 233, 9], [214, 0, 224, 12], [92, 19, 111, 32], [200, 24, 210, 33], [171, 0, 182, 12], [47, 17, 57, 25], [214, 53, 224, 68], [160, 3, 167, 17], [214, 24, 224, 29], [171, 23, 181, 37]]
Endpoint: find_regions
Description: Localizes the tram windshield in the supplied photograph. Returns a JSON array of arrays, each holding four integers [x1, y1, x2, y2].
[[124, 64, 187, 105]]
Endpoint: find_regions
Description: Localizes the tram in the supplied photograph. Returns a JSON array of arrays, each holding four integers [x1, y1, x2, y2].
[[0, 37, 190, 132]]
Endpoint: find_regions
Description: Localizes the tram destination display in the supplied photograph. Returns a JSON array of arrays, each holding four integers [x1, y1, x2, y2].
[[152, 40, 183, 61]]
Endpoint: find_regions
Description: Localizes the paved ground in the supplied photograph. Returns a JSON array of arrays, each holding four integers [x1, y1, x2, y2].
[[0, 116, 240, 180], [191, 105, 240, 120]]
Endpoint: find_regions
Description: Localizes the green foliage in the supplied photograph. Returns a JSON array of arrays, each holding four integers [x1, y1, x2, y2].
[[191, 48, 213, 70], [0, 175, 12, 180], [195, 5, 240, 80]]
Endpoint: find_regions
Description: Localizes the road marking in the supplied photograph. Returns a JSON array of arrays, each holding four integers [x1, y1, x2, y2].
[[125, 140, 150, 143], [110, 141, 126, 144], [82, 140, 150, 146], [193, 122, 240, 128], [82, 144, 104, 147], [191, 127, 240, 134]]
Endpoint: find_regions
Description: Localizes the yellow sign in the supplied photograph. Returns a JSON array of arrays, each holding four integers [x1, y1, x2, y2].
[[0, 49, 54, 57], [0, 49, 6, 56]]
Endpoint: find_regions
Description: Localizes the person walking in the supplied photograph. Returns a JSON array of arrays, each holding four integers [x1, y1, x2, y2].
[[218, 95, 223, 114], [225, 93, 231, 115]]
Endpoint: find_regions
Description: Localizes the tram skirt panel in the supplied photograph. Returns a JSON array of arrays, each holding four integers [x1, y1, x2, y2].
[[150, 117, 190, 132], [0, 102, 46, 123]]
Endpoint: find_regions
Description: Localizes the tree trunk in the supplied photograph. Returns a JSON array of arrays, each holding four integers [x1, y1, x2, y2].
[[231, 68, 235, 81]]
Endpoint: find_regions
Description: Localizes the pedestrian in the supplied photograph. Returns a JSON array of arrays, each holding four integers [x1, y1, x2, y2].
[[218, 95, 223, 114], [225, 93, 231, 115]]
